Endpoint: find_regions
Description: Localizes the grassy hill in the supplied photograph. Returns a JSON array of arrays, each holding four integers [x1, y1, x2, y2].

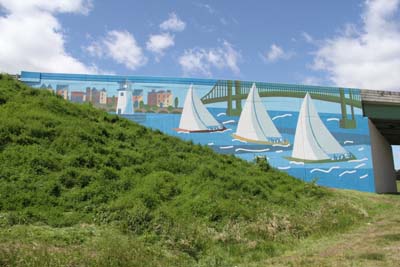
[[0, 74, 385, 266]]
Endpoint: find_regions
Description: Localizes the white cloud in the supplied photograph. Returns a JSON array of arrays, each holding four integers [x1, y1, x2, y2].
[[311, 0, 400, 91], [195, 3, 215, 14], [0, 0, 97, 74], [302, 32, 315, 44], [85, 42, 103, 57], [103, 31, 147, 70], [85, 30, 147, 71], [179, 41, 241, 77], [262, 44, 294, 63], [220, 17, 228, 25], [302, 76, 324, 86], [146, 32, 175, 58], [0, 0, 92, 15], [160, 12, 186, 32]]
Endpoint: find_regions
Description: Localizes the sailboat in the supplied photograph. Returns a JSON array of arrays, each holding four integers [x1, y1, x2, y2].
[[175, 85, 226, 133], [290, 93, 354, 162], [232, 83, 288, 145]]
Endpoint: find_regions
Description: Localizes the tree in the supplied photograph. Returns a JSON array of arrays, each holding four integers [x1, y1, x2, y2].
[[174, 97, 179, 108], [139, 100, 144, 109]]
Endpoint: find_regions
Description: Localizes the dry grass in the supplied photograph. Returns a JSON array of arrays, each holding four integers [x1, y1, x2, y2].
[[257, 193, 400, 267]]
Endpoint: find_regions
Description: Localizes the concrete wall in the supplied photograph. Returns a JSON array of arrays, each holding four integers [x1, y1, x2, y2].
[[21, 71, 377, 192], [369, 119, 397, 193]]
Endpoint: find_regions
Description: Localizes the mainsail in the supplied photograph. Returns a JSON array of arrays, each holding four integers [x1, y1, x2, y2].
[[233, 83, 284, 144], [177, 85, 225, 132], [291, 93, 349, 161]]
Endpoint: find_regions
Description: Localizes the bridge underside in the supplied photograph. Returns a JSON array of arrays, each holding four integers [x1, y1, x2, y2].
[[363, 104, 400, 145], [362, 90, 400, 145], [361, 89, 400, 193]]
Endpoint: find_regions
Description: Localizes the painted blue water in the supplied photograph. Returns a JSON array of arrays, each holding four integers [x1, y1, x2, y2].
[[131, 108, 375, 192]]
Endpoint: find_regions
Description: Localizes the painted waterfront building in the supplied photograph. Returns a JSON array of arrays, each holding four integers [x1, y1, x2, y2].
[[20, 71, 399, 193]]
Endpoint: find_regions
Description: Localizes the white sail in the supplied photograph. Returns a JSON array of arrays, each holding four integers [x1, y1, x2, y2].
[[235, 83, 282, 143], [179, 85, 223, 131], [292, 93, 347, 161]]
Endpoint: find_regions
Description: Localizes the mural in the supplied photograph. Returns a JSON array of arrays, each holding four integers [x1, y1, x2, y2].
[[24, 72, 375, 192]]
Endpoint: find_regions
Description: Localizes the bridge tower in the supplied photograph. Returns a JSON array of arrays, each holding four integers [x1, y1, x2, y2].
[[226, 80, 243, 116], [339, 88, 357, 129]]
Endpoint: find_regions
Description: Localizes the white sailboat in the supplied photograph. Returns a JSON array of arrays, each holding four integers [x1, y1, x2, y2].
[[291, 93, 353, 162], [176, 85, 226, 133], [232, 83, 287, 145]]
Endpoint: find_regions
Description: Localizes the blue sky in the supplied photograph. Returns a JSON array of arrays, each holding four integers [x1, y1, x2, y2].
[[57, 0, 363, 83], [1, 0, 400, 168], [1, 0, 399, 89]]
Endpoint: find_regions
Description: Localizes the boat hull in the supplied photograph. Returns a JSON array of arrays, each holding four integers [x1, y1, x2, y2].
[[175, 127, 227, 133], [232, 134, 290, 146], [285, 154, 356, 164]]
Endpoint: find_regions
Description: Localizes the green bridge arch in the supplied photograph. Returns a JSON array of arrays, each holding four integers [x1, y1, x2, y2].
[[201, 80, 361, 129]]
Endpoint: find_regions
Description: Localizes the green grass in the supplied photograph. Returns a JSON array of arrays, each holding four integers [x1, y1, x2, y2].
[[358, 252, 385, 261], [0, 74, 388, 266]]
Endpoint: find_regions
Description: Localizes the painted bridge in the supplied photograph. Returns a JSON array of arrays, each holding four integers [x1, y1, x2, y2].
[[201, 80, 360, 129]]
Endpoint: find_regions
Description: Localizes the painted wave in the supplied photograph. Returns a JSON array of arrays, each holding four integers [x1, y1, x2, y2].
[[272, 113, 292, 121], [222, 120, 235, 124], [326, 118, 340, 122], [290, 161, 305, 165], [232, 139, 247, 143], [310, 166, 340, 174], [354, 163, 366, 169], [348, 157, 368, 163], [272, 143, 291, 147], [220, 145, 234, 150], [339, 170, 357, 177], [278, 166, 291, 170], [235, 148, 270, 153]]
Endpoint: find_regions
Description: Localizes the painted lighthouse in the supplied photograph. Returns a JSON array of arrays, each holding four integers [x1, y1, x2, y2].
[[116, 81, 134, 115]]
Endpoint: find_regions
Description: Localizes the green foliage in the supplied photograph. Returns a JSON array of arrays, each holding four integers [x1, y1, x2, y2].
[[174, 96, 179, 108], [0, 75, 371, 265], [254, 155, 271, 172]]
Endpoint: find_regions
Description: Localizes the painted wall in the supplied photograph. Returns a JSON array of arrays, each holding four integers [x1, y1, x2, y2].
[[21, 72, 377, 192]]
